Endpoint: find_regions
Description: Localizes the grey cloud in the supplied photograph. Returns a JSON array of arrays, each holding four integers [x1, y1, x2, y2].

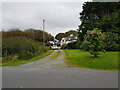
[[2, 2, 83, 36]]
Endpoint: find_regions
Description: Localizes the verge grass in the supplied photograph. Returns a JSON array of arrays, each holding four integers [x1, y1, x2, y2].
[[2, 50, 53, 66], [64, 49, 119, 70], [0, 58, 2, 66]]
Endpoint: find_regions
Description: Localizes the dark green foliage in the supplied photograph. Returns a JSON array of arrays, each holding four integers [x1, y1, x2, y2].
[[78, 2, 120, 51], [2, 37, 49, 63], [67, 42, 79, 49], [3, 28, 54, 43], [79, 2, 120, 33], [61, 42, 80, 49], [61, 44, 68, 49], [45, 42, 53, 46], [104, 32, 120, 51], [2, 29, 53, 63]]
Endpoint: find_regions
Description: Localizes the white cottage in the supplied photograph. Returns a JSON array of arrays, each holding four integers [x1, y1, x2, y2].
[[60, 34, 77, 46]]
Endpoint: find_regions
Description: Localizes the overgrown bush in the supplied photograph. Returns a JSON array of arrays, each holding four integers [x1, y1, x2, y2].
[[104, 32, 120, 51], [45, 43, 53, 46], [2, 29, 54, 43], [61, 44, 68, 49], [2, 37, 49, 63], [61, 42, 80, 49]]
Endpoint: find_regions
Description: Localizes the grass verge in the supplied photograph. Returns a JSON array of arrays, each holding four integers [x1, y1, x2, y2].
[[64, 49, 119, 70], [0, 58, 2, 66], [2, 50, 53, 67]]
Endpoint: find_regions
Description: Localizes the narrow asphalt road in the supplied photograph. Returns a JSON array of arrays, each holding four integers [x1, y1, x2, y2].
[[2, 50, 118, 88]]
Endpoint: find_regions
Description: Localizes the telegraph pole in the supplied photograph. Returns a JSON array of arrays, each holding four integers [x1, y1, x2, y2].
[[43, 19, 45, 46]]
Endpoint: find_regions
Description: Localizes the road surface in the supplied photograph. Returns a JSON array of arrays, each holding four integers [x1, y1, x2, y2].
[[2, 50, 118, 88]]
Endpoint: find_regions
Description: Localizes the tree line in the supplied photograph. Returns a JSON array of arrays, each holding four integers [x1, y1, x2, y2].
[[3, 28, 54, 42], [78, 2, 120, 51]]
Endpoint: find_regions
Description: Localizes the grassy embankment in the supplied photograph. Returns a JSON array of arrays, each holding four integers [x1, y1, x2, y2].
[[2, 50, 53, 66], [2, 29, 55, 67], [2, 36, 54, 67], [64, 49, 119, 70], [0, 58, 2, 66]]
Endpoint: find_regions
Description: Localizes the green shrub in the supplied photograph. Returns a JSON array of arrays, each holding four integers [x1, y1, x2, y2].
[[68, 42, 80, 49], [82, 28, 105, 57], [45, 43, 53, 46], [104, 32, 120, 51], [2, 37, 49, 63], [61, 44, 68, 49], [61, 41, 80, 49], [2, 55, 13, 63]]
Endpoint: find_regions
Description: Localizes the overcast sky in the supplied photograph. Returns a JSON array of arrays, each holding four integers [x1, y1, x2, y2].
[[1, 1, 91, 36]]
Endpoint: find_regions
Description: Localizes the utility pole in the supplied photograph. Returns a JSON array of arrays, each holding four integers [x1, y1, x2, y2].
[[43, 19, 45, 46]]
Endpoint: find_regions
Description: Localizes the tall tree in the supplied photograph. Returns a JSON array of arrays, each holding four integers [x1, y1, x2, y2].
[[78, 2, 120, 51], [78, 2, 120, 41]]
